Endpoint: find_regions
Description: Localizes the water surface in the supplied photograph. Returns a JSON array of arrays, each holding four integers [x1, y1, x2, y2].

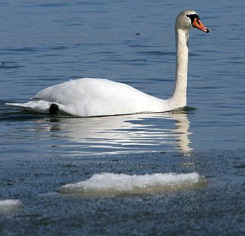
[[0, 0, 244, 235]]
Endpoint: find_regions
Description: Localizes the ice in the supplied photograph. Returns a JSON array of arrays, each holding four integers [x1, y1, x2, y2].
[[60, 172, 206, 196], [0, 199, 23, 215]]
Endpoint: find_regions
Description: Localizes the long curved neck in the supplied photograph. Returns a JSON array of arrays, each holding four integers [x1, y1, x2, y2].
[[169, 27, 189, 109]]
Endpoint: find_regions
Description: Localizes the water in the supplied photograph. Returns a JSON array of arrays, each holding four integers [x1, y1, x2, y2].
[[0, 0, 244, 235]]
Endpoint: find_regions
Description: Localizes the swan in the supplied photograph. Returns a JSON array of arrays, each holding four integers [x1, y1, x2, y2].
[[6, 10, 209, 117]]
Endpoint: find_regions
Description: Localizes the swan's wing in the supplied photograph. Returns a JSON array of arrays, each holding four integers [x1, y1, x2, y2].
[[33, 78, 161, 116]]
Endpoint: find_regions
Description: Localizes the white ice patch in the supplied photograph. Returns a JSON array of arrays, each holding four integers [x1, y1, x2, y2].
[[0, 199, 23, 215], [60, 172, 206, 196]]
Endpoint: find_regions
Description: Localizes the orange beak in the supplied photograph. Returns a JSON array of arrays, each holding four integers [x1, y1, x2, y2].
[[192, 18, 209, 33]]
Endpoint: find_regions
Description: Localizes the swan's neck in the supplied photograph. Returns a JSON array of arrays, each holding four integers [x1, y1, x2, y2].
[[169, 28, 189, 109]]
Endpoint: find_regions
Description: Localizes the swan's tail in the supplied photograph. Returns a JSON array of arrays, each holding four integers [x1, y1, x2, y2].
[[6, 100, 51, 114]]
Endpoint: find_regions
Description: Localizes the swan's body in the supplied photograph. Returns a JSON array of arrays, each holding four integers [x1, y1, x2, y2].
[[14, 78, 170, 116], [6, 10, 209, 117]]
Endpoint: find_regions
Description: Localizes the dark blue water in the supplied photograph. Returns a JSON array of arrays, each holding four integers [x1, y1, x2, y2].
[[0, 1, 244, 235]]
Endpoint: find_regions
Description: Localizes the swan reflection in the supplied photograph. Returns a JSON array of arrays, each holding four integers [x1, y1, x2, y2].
[[34, 112, 192, 155]]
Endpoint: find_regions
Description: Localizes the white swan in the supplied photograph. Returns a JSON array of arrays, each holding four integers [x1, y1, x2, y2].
[[6, 10, 209, 117]]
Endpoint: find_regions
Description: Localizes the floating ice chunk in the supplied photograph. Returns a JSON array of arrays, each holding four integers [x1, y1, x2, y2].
[[0, 199, 23, 215], [60, 172, 206, 196]]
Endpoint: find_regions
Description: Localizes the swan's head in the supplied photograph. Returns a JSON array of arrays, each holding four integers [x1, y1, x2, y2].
[[176, 10, 209, 33]]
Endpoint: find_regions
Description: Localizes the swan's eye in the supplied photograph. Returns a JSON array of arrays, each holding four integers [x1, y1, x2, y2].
[[186, 14, 200, 24]]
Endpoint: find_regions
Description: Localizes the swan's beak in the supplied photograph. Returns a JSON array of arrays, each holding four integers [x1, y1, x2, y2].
[[192, 18, 209, 33]]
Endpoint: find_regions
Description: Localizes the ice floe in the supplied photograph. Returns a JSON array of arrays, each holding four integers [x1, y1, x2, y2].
[[60, 172, 206, 196], [0, 199, 23, 215]]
